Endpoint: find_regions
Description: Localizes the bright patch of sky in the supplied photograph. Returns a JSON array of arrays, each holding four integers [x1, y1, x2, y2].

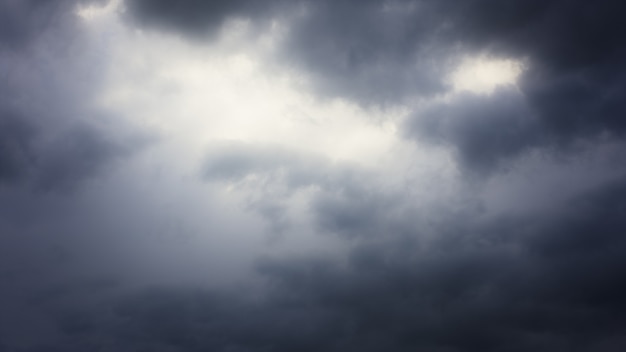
[[449, 56, 525, 94]]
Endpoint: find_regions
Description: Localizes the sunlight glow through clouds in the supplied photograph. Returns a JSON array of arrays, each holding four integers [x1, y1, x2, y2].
[[89, 9, 406, 168], [75, 0, 122, 20], [72, 0, 461, 254], [449, 56, 525, 94]]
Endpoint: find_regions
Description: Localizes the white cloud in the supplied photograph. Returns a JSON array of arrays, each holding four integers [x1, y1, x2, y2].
[[448, 55, 525, 94], [75, 0, 123, 21]]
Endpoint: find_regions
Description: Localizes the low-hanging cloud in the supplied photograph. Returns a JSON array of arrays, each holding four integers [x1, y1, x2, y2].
[[12, 176, 626, 351], [2, 0, 626, 351]]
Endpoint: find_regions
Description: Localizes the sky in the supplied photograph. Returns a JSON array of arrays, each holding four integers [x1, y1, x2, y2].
[[1, 0, 626, 351]]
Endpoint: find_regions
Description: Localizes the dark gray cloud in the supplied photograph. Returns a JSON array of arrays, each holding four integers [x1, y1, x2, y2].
[[0, 107, 133, 192], [32, 124, 131, 192], [276, 0, 451, 104], [7, 177, 625, 352], [0, 3, 147, 347], [414, 0, 626, 171], [0, 110, 35, 184], [0, 0, 141, 193], [126, 0, 287, 39], [0, 102, 133, 194], [407, 88, 542, 172], [421, 0, 626, 172], [0, 0, 106, 50], [0, 0, 72, 49]]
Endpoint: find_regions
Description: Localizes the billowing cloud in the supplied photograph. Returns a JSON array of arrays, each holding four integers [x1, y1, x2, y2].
[[1, 0, 626, 351]]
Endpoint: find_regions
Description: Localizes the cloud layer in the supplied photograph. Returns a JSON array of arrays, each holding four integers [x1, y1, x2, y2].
[[1, 0, 626, 351]]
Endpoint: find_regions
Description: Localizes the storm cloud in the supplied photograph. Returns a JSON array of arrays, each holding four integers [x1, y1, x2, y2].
[[2, 0, 626, 351], [8, 177, 626, 351]]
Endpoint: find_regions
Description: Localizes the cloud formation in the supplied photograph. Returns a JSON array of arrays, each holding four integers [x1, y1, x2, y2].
[[1, 0, 626, 351], [126, 0, 626, 169], [11, 177, 626, 351]]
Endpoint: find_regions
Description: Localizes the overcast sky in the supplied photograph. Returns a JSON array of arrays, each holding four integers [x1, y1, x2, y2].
[[1, 0, 626, 351]]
